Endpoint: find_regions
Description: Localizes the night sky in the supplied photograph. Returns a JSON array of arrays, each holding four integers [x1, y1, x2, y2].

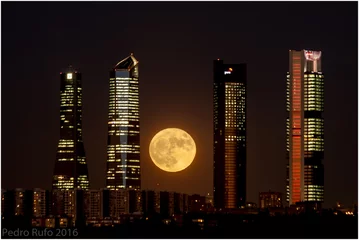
[[2, 2, 358, 208]]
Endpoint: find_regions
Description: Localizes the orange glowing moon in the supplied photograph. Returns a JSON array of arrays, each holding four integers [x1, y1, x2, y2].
[[149, 128, 196, 172]]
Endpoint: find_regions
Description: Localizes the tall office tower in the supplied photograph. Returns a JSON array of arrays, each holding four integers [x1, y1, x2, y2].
[[286, 50, 324, 205], [213, 60, 247, 209], [52, 66, 89, 190], [106, 54, 141, 190]]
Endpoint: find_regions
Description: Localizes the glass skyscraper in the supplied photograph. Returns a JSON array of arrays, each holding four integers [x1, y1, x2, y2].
[[286, 50, 324, 205], [52, 66, 89, 190], [106, 54, 141, 190], [213, 59, 247, 209]]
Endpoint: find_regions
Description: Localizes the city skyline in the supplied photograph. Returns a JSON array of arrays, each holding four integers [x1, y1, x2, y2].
[[2, 2, 357, 208]]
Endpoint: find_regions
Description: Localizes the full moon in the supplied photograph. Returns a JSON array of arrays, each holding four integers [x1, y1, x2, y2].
[[149, 128, 196, 172]]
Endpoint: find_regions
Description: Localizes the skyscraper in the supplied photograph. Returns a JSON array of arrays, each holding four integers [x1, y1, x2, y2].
[[106, 54, 141, 190], [52, 66, 89, 190], [213, 60, 247, 209], [286, 50, 324, 205]]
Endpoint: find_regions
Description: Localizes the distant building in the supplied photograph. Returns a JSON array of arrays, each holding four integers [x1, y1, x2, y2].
[[159, 191, 175, 217], [259, 191, 283, 208], [245, 202, 257, 209], [106, 54, 141, 190], [14, 188, 25, 216], [286, 50, 324, 205], [174, 192, 184, 214], [50, 190, 64, 216], [2, 188, 33, 226], [106, 189, 141, 217], [142, 190, 160, 215], [45, 217, 56, 228], [108, 190, 126, 217], [50, 189, 87, 227], [205, 193, 213, 205], [51, 189, 76, 218], [290, 201, 322, 214], [52, 66, 90, 190], [3, 190, 15, 217], [128, 190, 142, 214], [213, 59, 247, 209], [140, 191, 193, 216], [33, 188, 50, 217], [14, 189, 33, 217], [2, 189, 48, 219], [84, 190, 102, 219], [205, 193, 214, 210], [2, 189, 5, 216], [182, 193, 189, 213], [334, 202, 355, 216], [140, 190, 149, 215], [189, 194, 206, 212]]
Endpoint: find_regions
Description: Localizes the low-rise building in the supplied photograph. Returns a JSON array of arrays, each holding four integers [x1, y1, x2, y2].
[[259, 191, 283, 208]]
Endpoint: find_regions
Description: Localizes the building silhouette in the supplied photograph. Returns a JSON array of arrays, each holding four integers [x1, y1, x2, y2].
[[286, 50, 324, 205], [213, 59, 247, 209], [52, 66, 90, 190], [259, 191, 283, 208], [106, 54, 141, 190]]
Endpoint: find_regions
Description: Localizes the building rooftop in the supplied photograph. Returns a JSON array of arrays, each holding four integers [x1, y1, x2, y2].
[[114, 53, 138, 70]]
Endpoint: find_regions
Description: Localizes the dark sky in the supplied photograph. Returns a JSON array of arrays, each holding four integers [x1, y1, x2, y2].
[[2, 2, 358, 208]]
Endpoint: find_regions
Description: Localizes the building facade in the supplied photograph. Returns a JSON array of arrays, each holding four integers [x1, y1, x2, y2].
[[33, 188, 50, 217], [189, 194, 206, 212], [84, 190, 102, 219], [142, 190, 160, 215], [286, 50, 324, 205], [159, 191, 175, 217], [106, 54, 141, 190], [14, 189, 33, 217], [51, 190, 77, 218], [52, 66, 89, 190], [259, 191, 283, 208], [174, 192, 184, 214], [107, 189, 141, 217], [213, 59, 247, 209]]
